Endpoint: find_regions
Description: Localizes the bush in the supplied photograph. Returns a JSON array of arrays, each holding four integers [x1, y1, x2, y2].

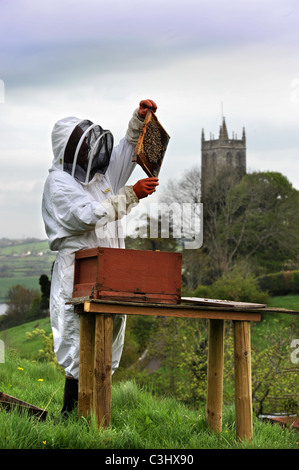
[[26, 328, 62, 371], [194, 268, 269, 304], [257, 270, 299, 296]]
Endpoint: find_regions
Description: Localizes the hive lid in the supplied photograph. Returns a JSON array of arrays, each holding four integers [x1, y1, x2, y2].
[[0, 391, 47, 420], [133, 110, 170, 177]]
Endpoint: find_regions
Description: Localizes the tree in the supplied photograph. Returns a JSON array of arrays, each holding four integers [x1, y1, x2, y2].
[[158, 166, 206, 288], [229, 172, 299, 273], [202, 168, 299, 279], [223, 319, 299, 416], [1, 285, 40, 329], [194, 264, 269, 304], [39, 274, 51, 311], [158, 166, 299, 284], [159, 165, 202, 248], [161, 165, 201, 206], [143, 316, 209, 404]]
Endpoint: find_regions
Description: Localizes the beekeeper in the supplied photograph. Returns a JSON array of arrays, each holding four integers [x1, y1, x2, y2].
[[42, 99, 159, 415]]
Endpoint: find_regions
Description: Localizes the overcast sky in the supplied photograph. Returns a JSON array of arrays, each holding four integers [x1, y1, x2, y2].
[[0, 0, 298, 239]]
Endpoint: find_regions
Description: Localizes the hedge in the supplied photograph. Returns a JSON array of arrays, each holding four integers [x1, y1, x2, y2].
[[257, 270, 299, 296]]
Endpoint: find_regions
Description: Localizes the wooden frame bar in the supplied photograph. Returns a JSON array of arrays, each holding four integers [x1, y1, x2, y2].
[[233, 321, 253, 440], [93, 314, 113, 427], [206, 319, 225, 433], [78, 314, 95, 417]]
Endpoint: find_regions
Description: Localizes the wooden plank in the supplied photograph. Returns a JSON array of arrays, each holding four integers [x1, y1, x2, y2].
[[78, 314, 95, 418], [182, 297, 266, 309], [70, 297, 298, 314], [82, 300, 262, 322], [206, 319, 225, 433], [234, 321, 253, 441], [93, 314, 113, 428], [95, 290, 180, 304], [258, 308, 299, 315]]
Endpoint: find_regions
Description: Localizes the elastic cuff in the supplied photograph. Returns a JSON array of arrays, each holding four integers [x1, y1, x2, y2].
[[100, 200, 116, 222], [125, 185, 139, 204], [125, 109, 145, 146]]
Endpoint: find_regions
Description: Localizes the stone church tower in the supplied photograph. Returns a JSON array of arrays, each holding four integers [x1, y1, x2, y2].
[[201, 117, 246, 201]]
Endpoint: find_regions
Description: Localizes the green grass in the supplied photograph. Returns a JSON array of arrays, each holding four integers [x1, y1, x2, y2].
[[0, 296, 298, 449], [0, 317, 51, 359], [1, 256, 54, 276], [250, 295, 299, 350], [0, 352, 297, 450], [0, 239, 56, 302], [268, 294, 299, 311], [0, 240, 50, 256]]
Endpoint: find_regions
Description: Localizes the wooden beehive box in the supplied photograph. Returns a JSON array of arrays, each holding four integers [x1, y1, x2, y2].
[[72, 247, 182, 304], [133, 110, 170, 177]]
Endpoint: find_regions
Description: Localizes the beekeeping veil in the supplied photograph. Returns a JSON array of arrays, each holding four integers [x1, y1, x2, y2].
[[51, 117, 114, 184]]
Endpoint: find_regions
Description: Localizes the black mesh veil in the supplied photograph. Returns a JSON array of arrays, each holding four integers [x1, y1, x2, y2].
[[64, 120, 114, 183]]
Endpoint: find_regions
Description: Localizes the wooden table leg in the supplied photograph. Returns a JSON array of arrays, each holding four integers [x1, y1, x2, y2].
[[93, 313, 113, 428], [206, 319, 224, 433], [78, 314, 95, 418], [233, 320, 253, 441]]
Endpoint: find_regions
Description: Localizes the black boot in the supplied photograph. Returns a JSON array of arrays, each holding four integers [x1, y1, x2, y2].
[[61, 377, 78, 417]]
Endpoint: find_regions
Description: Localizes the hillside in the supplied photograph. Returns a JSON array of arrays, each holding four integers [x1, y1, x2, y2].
[[0, 351, 297, 449], [0, 238, 56, 302], [0, 317, 51, 358], [1, 296, 298, 420]]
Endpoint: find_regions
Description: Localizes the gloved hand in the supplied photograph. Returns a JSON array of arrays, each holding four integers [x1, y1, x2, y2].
[[138, 99, 157, 119], [133, 177, 159, 199]]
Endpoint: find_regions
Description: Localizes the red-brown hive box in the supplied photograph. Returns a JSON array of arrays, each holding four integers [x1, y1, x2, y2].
[[72, 247, 182, 304]]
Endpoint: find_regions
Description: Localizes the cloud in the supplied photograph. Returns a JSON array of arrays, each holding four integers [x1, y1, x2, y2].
[[0, 0, 299, 238], [2, 0, 298, 88]]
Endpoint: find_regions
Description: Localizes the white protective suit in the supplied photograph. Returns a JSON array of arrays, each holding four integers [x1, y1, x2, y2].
[[42, 110, 144, 379]]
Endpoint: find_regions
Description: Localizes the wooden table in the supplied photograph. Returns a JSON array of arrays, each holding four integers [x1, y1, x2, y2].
[[72, 297, 294, 441]]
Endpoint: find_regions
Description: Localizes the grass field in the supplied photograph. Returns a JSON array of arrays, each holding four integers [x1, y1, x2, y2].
[[0, 276, 42, 302], [0, 352, 297, 450], [0, 239, 56, 302], [0, 317, 51, 359], [0, 296, 298, 449], [268, 294, 299, 311], [0, 240, 50, 255]]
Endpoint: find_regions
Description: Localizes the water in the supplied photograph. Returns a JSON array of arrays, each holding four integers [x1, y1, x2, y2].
[[0, 304, 8, 316]]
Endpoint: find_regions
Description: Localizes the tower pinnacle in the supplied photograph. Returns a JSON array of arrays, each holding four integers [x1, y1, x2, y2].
[[219, 116, 229, 140]]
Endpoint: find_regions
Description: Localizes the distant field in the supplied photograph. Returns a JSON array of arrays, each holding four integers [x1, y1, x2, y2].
[[0, 276, 42, 302], [268, 294, 299, 311], [0, 255, 55, 276], [0, 240, 50, 255], [0, 239, 56, 301]]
